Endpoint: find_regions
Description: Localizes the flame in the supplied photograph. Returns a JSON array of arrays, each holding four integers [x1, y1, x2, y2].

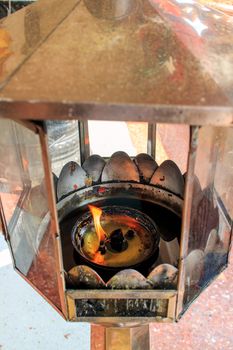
[[93, 252, 105, 264], [88, 205, 106, 243]]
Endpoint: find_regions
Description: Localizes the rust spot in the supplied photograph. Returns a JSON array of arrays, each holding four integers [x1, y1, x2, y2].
[[85, 177, 93, 187], [98, 187, 106, 194], [159, 176, 165, 181]]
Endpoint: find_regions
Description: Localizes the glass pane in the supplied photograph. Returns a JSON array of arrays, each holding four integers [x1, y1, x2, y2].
[[0, 119, 62, 310], [214, 128, 233, 219], [46, 120, 80, 176], [183, 126, 232, 309], [88, 121, 148, 157], [156, 124, 189, 174]]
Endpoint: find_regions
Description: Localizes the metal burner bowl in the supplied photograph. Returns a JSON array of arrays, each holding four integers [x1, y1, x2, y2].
[[71, 206, 160, 279]]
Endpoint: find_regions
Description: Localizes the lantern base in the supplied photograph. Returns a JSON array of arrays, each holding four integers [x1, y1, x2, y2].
[[91, 324, 150, 350]]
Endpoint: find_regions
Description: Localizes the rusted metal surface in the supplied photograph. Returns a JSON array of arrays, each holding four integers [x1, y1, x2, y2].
[[83, 155, 106, 183], [57, 182, 183, 222], [134, 153, 158, 183], [1, 102, 232, 124], [107, 270, 152, 289], [67, 265, 106, 289], [101, 152, 140, 182], [66, 263, 178, 291], [55, 151, 185, 202], [148, 264, 178, 289], [57, 161, 87, 200], [150, 160, 184, 197]]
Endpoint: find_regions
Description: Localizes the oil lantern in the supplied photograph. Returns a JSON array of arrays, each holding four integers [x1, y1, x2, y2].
[[0, 0, 232, 349]]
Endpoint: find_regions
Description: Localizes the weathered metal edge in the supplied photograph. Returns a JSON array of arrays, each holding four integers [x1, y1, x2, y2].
[[37, 123, 68, 318], [66, 290, 177, 323], [176, 126, 199, 317], [67, 289, 177, 299], [0, 101, 233, 125]]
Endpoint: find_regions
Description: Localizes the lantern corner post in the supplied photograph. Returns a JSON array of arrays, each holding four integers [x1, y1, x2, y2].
[[37, 122, 68, 318], [176, 125, 200, 318]]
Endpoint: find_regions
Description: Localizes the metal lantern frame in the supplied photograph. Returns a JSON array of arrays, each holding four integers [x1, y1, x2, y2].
[[0, 0, 232, 329]]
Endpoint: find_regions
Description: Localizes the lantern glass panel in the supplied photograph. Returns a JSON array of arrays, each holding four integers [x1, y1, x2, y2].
[[183, 126, 233, 309], [0, 119, 62, 310], [88, 121, 148, 157], [46, 120, 81, 176], [156, 124, 189, 173]]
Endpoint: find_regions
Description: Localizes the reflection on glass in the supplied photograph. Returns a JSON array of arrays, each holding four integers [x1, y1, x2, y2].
[[156, 124, 189, 173], [0, 119, 62, 310], [183, 126, 232, 308], [88, 121, 148, 157], [84, 0, 136, 20], [46, 120, 80, 176]]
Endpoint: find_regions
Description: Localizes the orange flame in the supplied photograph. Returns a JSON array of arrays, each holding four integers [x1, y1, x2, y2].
[[93, 252, 105, 264], [88, 205, 106, 243]]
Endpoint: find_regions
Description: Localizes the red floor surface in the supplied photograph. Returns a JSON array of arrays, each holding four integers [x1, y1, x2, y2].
[[150, 253, 233, 350], [91, 250, 233, 349]]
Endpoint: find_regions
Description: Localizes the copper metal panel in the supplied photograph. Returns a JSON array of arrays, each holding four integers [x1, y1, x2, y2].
[[0, 0, 233, 122], [0, 0, 80, 87]]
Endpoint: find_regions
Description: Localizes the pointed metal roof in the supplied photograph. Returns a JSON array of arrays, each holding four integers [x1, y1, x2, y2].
[[0, 0, 232, 124]]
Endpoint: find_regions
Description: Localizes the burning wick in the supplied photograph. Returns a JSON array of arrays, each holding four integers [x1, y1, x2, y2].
[[87, 205, 130, 259], [88, 205, 107, 247]]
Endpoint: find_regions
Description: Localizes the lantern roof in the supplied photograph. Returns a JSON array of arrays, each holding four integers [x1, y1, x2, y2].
[[0, 0, 233, 124]]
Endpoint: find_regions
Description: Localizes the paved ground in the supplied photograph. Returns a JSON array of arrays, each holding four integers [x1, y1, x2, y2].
[[0, 235, 90, 350], [149, 254, 233, 350]]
